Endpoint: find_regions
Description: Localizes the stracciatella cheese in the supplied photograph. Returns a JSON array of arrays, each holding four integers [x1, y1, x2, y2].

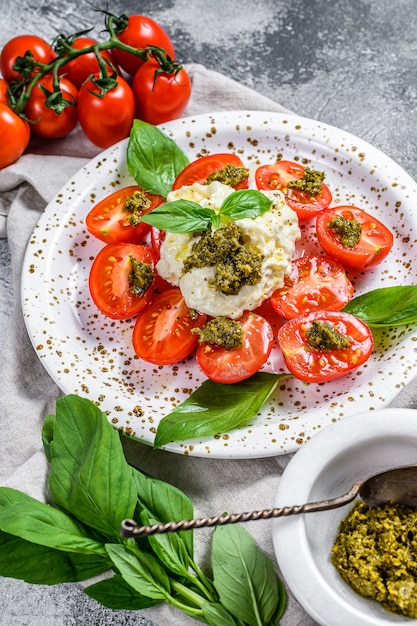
[[156, 181, 300, 319]]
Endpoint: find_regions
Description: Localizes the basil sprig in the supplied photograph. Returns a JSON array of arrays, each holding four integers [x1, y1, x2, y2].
[[140, 189, 273, 233], [0, 395, 286, 624], [343, 285, 417, 326]]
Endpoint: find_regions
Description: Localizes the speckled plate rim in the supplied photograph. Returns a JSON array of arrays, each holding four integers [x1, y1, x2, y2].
[[272, 407, 417, 626], [21, 110, 417, 459]]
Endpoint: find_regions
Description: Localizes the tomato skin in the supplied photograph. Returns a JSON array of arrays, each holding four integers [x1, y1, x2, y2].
[[1, 35, 55, 82], [173, 154, 249, 190], [0, 103, 30, 169], [89, 243, 156, 320], [112, 15, 175, 76], [277, 310, 374, 383], [255, 160, 332, 220], [196, 312, 274, 384], [132, 289, 207, 365], [269, 255, 354, 319], [23, 74, 78, 139], [77, 74, 135, 148], [132, 60, 191, 125], [86, 186, 163, 244], [58, 37, 115, 88], [316, 206, 394, 271], [0, 79, 9, 103]]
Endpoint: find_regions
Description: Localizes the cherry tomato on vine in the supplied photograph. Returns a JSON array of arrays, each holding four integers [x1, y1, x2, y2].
[[112, 14, 175, 77], [173, 154, 249, 190], [0, 103, 30, 169], [316, 206, 394, 271], [77, 74, 135, 149], [132, 60, 191, 125], [86, 185, 163, 244], [255, 160, 332, 220], [132, 289, 207, 365], [269, 255, 354, 319], [89, 242, 156, 320], [277, 310, 374, 383], [58, 37, 116, 88], [24, 74, 78, 139], [1, 35, 55, 82], [196, 312, 274, 384], [0, 79, 9, 103]]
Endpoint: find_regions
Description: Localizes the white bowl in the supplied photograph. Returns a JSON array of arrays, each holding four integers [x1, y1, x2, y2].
[[272, 408, 417, 625]]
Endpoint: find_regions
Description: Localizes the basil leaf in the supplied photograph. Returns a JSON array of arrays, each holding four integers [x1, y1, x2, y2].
[[84, 574, 161, 610], [220, 189, 272, 220], [201, 601, 241, 625], [140, 200, 215, 233], [0, 530, 110, 584], [46, 394, 137, 541], [154, 373, 285, 448], [343, 285, 417, 326], [127, 120, 189, 198], [211, 524, 281, 626]]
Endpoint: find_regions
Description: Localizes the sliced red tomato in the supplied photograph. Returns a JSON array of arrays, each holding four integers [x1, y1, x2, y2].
[[196, 311, 274, 384], [86, 186, 163, 244], [150, 226, 166, 261], [132, 289, 207, 365], [255, 160, 332, 220], [172, 154, 249, 191], [316, 206, 394, 271], [89, 243, 156, 320], [269, 255, 354, 319], [277, 310, 374, 383]]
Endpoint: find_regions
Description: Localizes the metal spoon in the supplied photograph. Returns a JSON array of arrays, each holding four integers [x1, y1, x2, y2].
[[120, 463, 417, 538]]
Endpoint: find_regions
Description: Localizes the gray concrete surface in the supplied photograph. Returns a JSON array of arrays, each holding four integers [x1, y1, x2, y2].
[[1, 1, 417, 624]]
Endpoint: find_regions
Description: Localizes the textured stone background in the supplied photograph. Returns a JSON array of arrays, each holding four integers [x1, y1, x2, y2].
[[1, 0, 417, 624]]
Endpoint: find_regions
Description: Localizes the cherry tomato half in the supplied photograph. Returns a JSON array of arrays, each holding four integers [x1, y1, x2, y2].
[[86, 186, 163, 244], [58, 37, 116, 88], [269, 255, 354, 319], [0, 103, 30, 169], [173, 154, 249, 190], [277, 310, 374, 383], [132, 289, 207, 365], [1, 34, 55, 82], [196, 311, 274, 384], [316, 206, 394, 271], [255, 160, 332, 220], [89, 243, 156, 319], [112, 14, 175, 76], [77, 74, 135, 149], [132, 60, 191, 125], [24, 74, 78, 139]]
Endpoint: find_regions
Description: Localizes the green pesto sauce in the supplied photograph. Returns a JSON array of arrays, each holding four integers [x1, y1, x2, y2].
[[128, 255, 153, 296], [332, 501, 417, 618], [328, 214, 362, 248], [193, 317, 244, 350], [306, 319, 351, 351], [124, 190, 151, 227], [205, 163, 249, 187], [287, 167, 325, 196], [183, 222, 264, 296]]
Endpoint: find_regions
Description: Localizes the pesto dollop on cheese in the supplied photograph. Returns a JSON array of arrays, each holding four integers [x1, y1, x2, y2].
[[156, 181, 300, 319]]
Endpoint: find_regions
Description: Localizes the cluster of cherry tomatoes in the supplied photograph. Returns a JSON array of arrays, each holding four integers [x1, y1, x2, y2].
[[0, 13, 191, 170], [85, 152, 394, 385]]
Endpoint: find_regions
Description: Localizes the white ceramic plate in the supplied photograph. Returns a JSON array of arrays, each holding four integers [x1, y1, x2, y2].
[[21, 110, 417, 459], [272, 408, 417, 625]]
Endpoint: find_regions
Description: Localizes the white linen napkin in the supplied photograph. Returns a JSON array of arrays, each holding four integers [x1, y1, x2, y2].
[[0, 62, 415, 626]]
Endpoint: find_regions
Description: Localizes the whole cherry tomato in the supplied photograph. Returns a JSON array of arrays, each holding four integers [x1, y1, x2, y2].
[[77, 74, 135, 149], [132, 60, 191, 125], [58, 37, 116, 88], [24, 74, 78, 139], [0, 103, 30, 169], [1, 35, 55, 82], [112, 14, 175, 76]]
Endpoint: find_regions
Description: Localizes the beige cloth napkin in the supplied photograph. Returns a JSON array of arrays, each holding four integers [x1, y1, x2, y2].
[[0, 63, 415, 626]]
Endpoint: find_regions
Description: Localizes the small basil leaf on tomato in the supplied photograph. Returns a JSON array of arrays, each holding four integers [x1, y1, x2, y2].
[[153, 373, 288, 447], [140, 200, 216, 233], [343, 285, 417, 326], [219, 189, 272, 221], [127, 120, 189, 198]]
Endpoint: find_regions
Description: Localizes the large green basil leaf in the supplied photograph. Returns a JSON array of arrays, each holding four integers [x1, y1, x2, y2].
[[84, 574, 161, 610], [220, 189, 272, 220], [343, 285, 417, 326], [140, 199, 215, 232]]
